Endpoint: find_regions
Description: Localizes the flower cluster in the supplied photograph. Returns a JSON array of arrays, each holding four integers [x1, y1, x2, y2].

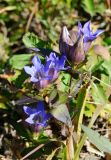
[[23, 53, 68, 129], [24, 52, 68, 89], [23, 21, 103, 130], [59, 21, 103, 64]]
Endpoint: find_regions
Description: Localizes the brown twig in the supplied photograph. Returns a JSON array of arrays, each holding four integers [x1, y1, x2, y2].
[[20, 143, 44, 160], [0, 6, 16, 14], [25, 2, 38, 32]]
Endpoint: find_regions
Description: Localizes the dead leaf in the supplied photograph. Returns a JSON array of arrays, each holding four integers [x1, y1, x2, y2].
[[93, 45, 110, 60]]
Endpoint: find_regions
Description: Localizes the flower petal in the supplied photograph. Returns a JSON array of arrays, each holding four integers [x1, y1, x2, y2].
[[25, 114, 36, 124], [44, 113, 52, 121], [24, 66, 34, 75], [36, 101, 45, 116], [32, 55, 41, 70], [77, 22, 83, 37], [58, 55, 66, 70], [46, 52, 58, 62], [30, 76, 38, 82], [93, 29, 104, 37], [83, 21, 91, 35], [44, 60, 52, 72], [23, 106, 33, 115]]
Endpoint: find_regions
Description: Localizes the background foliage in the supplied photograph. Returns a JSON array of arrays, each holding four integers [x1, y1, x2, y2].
[[0, 0, 111, 159]]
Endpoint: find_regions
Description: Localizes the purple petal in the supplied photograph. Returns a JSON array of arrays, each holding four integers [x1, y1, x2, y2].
[[44, 113, 52, 121], [77, 22, 83, 38], [36, 101, 45, 115], [63, 26, 70, 40], [93, 29, 104, 37], [23, 106, 38, 115], [46, 52, 58, 62], [30, 76, 38, 82], [58, 55, 66, 70], [84, 41, 92, 53], [83, 21, 91, 36], [37, 122, 47, 127], [63, 26, 73, 46], [23, 106, 34, 115], [37, 113, 52, 127], [24, 66, 35, 75], [84, 35, 96, 42], [48, 68, 56, 77], [78, 22, 82, 29], [25, 113, 36, 124], [44, 60, 52, 72], [32, 55, 41, 70], [39, 79, 50, 88]]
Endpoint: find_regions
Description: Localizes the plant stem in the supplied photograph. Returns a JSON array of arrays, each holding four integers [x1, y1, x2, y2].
[[66, 127, 74, 160], [92, 76, 111, 88], [74, 105, 103, 160], [76, 85, 90, 145]]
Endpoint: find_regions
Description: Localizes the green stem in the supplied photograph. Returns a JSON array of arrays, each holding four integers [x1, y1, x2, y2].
[[92, 76, 111, 88], [76, 85, 90, 145], [74, 105, 103, 160]]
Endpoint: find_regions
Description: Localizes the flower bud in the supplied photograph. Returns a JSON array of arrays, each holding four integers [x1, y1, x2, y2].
[[59, 26, 85, 64], [59, 26, 74, 56], [69, 36, 85, 64], [59, 22, 104, 65]]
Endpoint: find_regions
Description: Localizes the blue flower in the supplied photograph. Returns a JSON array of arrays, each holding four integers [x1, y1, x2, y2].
[[59, 21, 104, 64], [78, 21, 104, 52], [23, 101, 51, 130], [24, 52, 68, 88]]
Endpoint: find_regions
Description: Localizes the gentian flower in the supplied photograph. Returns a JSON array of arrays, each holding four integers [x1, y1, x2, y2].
[[59, 26, 85, 64], [24, 52, 68, 89], [59, 21, 103, 64], [23, 101, 51, 130], [78, 21, 104, 53]]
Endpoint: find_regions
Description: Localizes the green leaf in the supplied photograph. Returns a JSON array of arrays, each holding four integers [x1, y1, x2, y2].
[[82, 125, 111, 153], [102, 60, 111, 78], [46, 148, 59, 160], [23, 32, 39, 48], [23, 32, 50, 49], [86, 52, 104, 73], [9, 54, 33, 70], [57, 146, 67, 160], [51, 104, 72, 127], [49, 89, 58, 103], [84, 104, 95, 118], [0, 103, 7, 109], [57, 73, 70, 92], [77, 87, 86, 109], [104, 37, 111, 45], [91, 83, 107, 105], [53, 91, 68, 106], [82, 0, 95, 16]]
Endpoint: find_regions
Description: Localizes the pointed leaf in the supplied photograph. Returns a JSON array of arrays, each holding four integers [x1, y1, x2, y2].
[[51, 104, 72, 127], [82, 125, 111, 153], [82, 0, 95, 16], [91, 83, 107, 104], [9, 54, 33, 70], [102, 60, 111, 78], [46, 148, 59, 160], [23, 32, 51, 49]]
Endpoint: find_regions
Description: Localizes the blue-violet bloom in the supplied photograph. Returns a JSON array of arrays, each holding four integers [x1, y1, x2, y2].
[[78, 21, 104, 53], [24, 52, 69, 89], [59, 21, 104, 64], [23, 101, 51, 130]]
